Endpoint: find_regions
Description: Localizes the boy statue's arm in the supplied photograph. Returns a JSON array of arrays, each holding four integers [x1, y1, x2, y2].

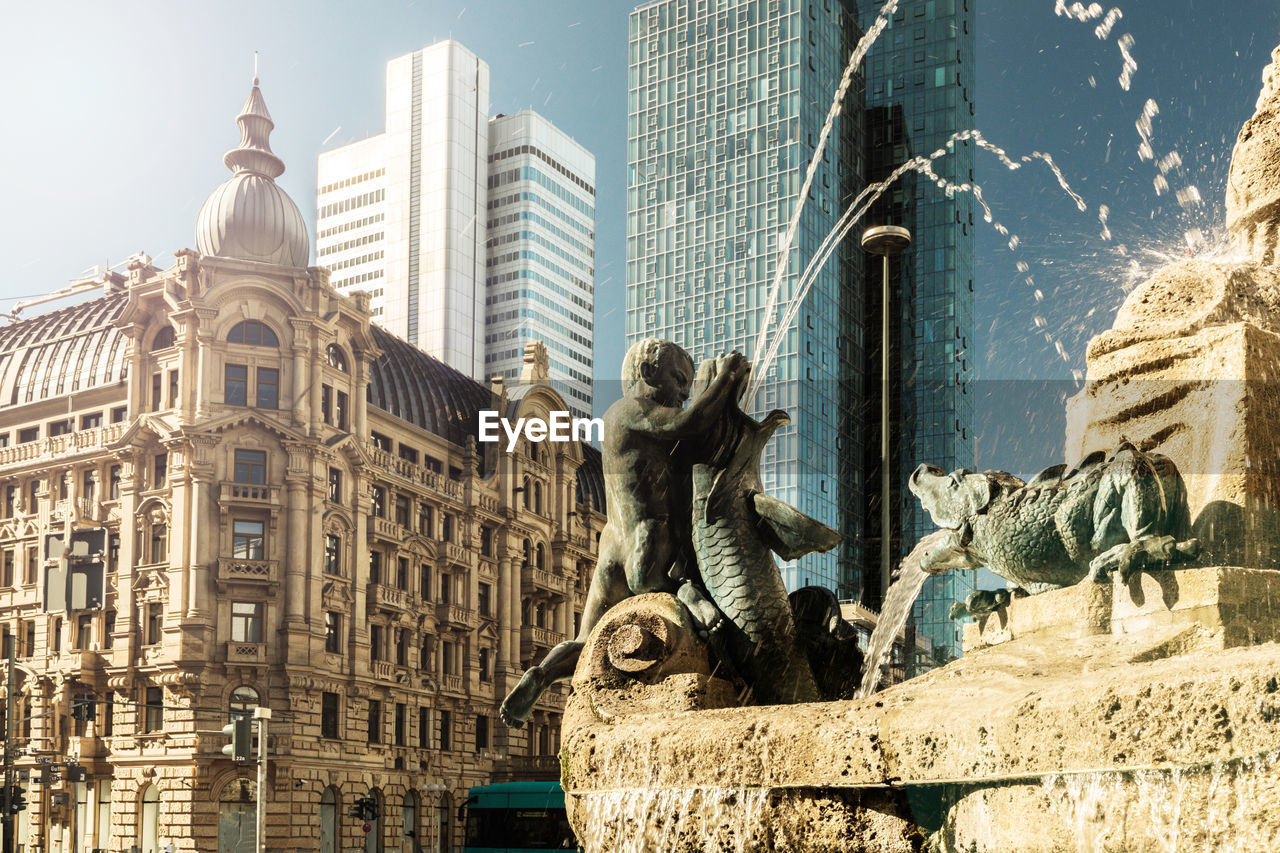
[[635, 352, 746, 439]]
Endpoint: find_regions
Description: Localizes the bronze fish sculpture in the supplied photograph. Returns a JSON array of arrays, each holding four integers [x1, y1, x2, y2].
[[683, 362, 843, 705]]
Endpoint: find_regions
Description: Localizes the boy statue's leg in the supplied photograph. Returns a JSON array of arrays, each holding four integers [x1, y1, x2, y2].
[[500, 549, 628, 729]]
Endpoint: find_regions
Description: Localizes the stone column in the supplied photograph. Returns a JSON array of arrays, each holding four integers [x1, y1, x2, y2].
[[194, 308, 218, 418]]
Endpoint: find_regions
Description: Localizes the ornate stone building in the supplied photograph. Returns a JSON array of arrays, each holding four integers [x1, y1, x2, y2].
[[0, 78, 603, 853]]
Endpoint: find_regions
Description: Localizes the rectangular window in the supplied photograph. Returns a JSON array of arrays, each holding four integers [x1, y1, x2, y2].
[[371, 432, 391, 452], [396, 557, 408, 591], [24, 544, 37, 584], [230, 601, 263, 643], [369, 551, 382, 585], [21, 620, 35, 657], [441, 640, 455, 676], [370, 625, 383, 662], [479, 648, 491, 683], [325, 611, 342, 653], [107, 533, 120, 571], [80, 412, 102, 430], [232, 520, 265, 560], [2, 485, 12, 518], [168, 370, 179, 407], [144, 686, 164, 733], [327, 468, 342, 503], [321, 692, 339, 739], [149, 524, 167, 564], [82, 470, 96, 505], [476, 715, 490, 751], [1, 549, 12, 587], [367, 699, 381, 743], [418, 505, 433, 536], [17, 426, 38, 444], [324, 534, 341, 576], [398, 445, 419, 465], [75, 614, 92, 650], [103, 611, 115, 649], [336, 391, 349, 430], [256, 367, 279, 409], [438, 709, 451, 751], [320, 384, 332, 424], [419, 564, 431, 600], [153, 453, 168, 487], [441, 515, 453, 543], [419, 707, 428, 747], [146, 604, 163, 645], [394, 495, 410, 528], [109, 466, 121, 500], [233, 450, 267, 484], [370, 486, 385, 518], [395, 629, 407, 666], [439, 574, 451, 606], [110, 406, 127, 424], [225, 364, 248, 406], [477, 583, 492, 618], [151, 373, 162, 412], [49, 419, 73, 437], [395, 702, 406, 746], [0, 626, 10, 660]]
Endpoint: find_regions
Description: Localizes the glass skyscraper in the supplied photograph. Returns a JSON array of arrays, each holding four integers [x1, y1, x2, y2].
[[626, 0, 866, 592], [862, 0, 976, 666]]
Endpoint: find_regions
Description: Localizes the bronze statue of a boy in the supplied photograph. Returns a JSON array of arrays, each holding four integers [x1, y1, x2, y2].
[[500, 338, 745, 728]]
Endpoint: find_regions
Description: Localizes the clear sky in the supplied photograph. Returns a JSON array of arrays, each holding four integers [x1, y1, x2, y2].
[[1, 1, 1277, 473]]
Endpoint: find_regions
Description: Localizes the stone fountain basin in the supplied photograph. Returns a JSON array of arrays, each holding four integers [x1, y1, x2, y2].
[[561, 569, 1280, 852]]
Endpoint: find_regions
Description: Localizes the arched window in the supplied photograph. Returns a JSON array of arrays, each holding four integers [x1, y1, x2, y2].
[[151, 326, 175, 350], [139, 784, 160, 853], [227, 321, 279, 347], [217, 778, 256, 853], [364, 788, 384, 853], [326, 344, 349, 372], [532, 482, 543, 515], [229, 685, 259, 720], [535, 543, 545, 571], [319, 787, 338, 853], [402, 791, 419, 849]]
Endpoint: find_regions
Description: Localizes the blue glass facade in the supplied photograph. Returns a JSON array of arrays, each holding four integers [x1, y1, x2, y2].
[[862, 0, 976, 666], [626, 0, 866, 592]]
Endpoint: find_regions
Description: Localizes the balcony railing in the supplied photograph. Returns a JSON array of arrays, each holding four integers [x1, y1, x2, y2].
[[216, 558, 279, 587], [225, 641, 266, 664], [521, 565, 567, 593], [220, 482, 279, 504], [436, 604, 477, 630], [446, 543, 472, 567], [367, 583, 410, 613], [521, 626, 566, 649], [0, 423, 127, 468], [440, 674, 464, 695]]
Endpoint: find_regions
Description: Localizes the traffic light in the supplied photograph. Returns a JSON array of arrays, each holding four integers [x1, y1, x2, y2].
[[65, 762, 87, 783], [221, 716, 252, 761], [347, 796, 379, 821], [38, 763, 59, 786], [7, 785, 27, 813]]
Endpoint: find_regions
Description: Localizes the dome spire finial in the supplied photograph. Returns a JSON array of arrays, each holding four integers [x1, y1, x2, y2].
[[222, 60, 285, 180]]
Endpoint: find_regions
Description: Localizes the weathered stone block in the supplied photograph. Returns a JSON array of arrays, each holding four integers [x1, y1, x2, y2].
[[962, 580, 1110, 652]]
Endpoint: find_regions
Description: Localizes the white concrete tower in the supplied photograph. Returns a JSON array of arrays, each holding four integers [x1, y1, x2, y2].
[[318, 41, 490, 378]]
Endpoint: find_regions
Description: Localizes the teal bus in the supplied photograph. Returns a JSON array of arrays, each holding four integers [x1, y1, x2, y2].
[[461, 781, 579, 851]]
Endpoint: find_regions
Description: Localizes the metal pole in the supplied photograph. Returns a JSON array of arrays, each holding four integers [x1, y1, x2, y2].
[[880, 249, 892, 607], [3, 648, 15, 853], [860, 225, 912, 607], [253, 706, 271, 853]]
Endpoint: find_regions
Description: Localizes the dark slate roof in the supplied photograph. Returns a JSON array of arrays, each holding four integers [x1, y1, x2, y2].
[[576, 443, 605, 514], [366, 325, 494, 449], [0, 294, 129, 409]]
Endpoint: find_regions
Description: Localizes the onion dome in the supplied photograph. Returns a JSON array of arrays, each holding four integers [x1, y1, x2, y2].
[[195, 77, 310, 267], [1226, 45, 1280, 265]]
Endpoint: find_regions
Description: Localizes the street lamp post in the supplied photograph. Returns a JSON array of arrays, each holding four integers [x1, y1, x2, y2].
[[861, 225, 912, 607], [253, 706, 272, 853]]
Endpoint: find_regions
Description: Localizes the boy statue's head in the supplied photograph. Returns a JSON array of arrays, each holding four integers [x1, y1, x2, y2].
[[622, 338, 696, 405]]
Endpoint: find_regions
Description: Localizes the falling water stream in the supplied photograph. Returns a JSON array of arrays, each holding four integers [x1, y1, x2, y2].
[[855, 530, 950, 698]]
